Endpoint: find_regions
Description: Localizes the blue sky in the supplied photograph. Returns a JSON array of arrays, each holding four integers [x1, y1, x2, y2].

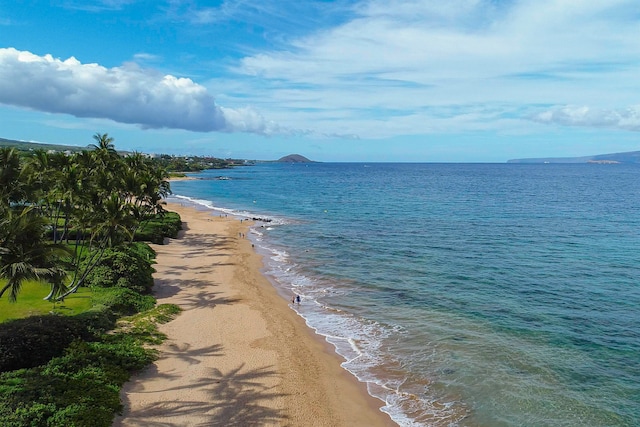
[[0, 0, 639, 162]]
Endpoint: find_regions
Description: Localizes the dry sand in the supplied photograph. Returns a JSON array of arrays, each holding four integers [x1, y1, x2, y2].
[[113, 202, 394, 426], [166, 176, 198, 181]]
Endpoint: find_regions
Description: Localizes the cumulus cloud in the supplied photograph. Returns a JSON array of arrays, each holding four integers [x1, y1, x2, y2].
[[532, 105, 640, 132], [0, 47, 281, 135]]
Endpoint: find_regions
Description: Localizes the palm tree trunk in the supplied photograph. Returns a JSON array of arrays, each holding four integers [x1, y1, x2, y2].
[[48, 235, 109, 301], [0, 281, 13, 299]]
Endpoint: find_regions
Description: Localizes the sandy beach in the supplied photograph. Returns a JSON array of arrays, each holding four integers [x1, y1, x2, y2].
[[113, 202, 393, 426], [166, 175, 199, 181]]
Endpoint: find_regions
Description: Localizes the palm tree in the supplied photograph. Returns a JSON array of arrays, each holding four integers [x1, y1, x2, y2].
[[90, 132, 116, 154], [0, 147, 24, 209], [0, 207, 69, 302], [0, 133, 173, 302], [22, 150, 62, 240], [49, 193, 136, 301], [121, 153, 171, 239], [48, 136, 137, 301], [90, 133, 119, 175]]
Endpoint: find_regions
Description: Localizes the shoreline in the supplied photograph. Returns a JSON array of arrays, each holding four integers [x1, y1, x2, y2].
[[167, 175, 199, 181], [114, 202, 394, 426]]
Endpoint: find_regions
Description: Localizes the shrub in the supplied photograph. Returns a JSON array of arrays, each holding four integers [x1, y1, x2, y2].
[[0, 338, 156, 427], [83, 244, 155, 294], [0, 304, 180, 426], [0, 241, 158, 372], [134, 211, 182, 244], [115, 304, 182, 345], [73, 307, 118, 335], [91, 287, 156, 316], [126, 241, 156, 262], [0, 233, 174, 425], [0, 315, 95, 373]]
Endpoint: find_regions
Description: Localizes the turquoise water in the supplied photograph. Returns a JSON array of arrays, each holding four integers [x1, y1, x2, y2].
[[169, 163, 640, 426]]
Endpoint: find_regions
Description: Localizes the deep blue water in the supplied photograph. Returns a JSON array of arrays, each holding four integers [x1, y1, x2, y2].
[[169, 163, 640, 426]]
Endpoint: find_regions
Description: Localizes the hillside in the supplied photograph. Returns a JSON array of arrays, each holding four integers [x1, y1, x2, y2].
[[0, 137, 88, 153], [507, 150, 640, 164], [277, 154, 314, 163]]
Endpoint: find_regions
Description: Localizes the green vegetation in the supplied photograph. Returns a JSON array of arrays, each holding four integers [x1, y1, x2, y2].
[[0, 281, 92, 322], [0, 304, 180, 427], [83, 243, 156, 295], [1, 135, 254, 171], [0, 313, 98, 372], [0, 133, 184, 425], [0, 246, 181, 425], [0, 133, 173, 302], [0, 137, 88, 155], [153, 153, 252, 172], [135, 211, 182, 244]]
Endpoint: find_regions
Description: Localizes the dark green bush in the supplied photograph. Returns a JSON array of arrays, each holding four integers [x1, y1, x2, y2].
[[0, 315, 96, 373], [0, 242, 158, 373], [134, 211, 182, 244], [126, 241, 156, 262], [0, 236, 169, 425], [73, 307, 118, 335], [0, 304, 180, 426], [0, 337, 156, 427], [83, 244, 155, 294], [91, 287, 156, 316]]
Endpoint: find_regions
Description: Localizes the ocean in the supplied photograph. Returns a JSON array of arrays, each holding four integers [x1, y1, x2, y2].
[[168, 163, 640, 427]]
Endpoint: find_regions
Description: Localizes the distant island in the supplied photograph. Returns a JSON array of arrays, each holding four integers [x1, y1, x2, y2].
[[508, 150, 640, 164], [277, 154, 315, 163]]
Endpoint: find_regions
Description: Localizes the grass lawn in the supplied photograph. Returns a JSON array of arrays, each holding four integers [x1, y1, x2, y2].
[[0, 280, 92, 323]]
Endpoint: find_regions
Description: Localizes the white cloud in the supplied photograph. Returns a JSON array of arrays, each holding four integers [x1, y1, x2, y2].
[[228, 0, 640, 137], [132, 52, 162, 63], [532, 105, 640, 132], [60, 0, 136, 12], [0, 47, 284, 135], [219, 106, 285, 135]]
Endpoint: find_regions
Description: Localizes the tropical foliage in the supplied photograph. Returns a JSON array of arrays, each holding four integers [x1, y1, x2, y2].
[[0, 208, 69, 302], [0, 304, 180, 427], [0, 133, 172, 302], [0, 228, 179, 425], [152, 153, 249, 172], [0, 133, 185, 426]]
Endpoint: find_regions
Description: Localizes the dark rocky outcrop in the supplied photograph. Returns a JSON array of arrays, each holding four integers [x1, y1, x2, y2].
[[277, 154, 314, 163]]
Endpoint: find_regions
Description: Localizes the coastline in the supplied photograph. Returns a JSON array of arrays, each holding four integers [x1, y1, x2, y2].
[[114, 202, 394, 426], [167, 175, 199, 181]]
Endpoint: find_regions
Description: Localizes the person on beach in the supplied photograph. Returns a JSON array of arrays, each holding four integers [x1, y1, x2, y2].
[[296, 295, 301, 304]]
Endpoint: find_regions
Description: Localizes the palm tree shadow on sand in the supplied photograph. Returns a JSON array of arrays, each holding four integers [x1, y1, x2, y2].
[[115, 363, 288, 426], [114, 214, 287, 425]]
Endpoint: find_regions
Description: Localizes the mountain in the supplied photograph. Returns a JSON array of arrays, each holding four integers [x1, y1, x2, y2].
[[507, 150, 640, 164], [276, 154, 314, 163], [0, 137, 88, 153]]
